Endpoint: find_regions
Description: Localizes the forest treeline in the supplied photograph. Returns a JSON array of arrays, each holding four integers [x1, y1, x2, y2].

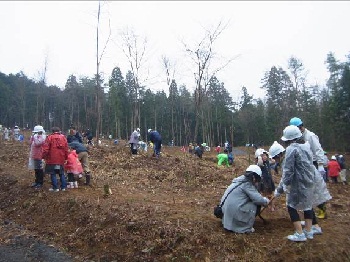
[[0, 52, 349, 151]]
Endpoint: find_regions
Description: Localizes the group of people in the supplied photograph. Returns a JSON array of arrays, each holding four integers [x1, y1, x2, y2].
[[216, 147, 234, 167], [326, 153, 347, 185], [1, 125, 22, 141], [218, 117, 336, 242], [28, 125, 92, 191], [24, 118, 345, 241], [128, 128, 162, 158]]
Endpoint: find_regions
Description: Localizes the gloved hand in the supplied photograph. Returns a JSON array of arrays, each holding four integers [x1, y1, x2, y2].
[[282, 184, 291, 194], [318, 165, 326, 176], [263, 197, 270, 206], [257, 156, 263, 166], [274, 188, 281, 198]]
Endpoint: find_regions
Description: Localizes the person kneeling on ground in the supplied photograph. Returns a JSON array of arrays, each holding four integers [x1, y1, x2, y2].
[[220, 165, 269, 233], [217, 149, 229, 167]]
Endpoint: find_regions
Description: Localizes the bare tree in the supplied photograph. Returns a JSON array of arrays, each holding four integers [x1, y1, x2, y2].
[[182, 20, 237, 142], [95, 1, 111, 144], [162, 55, 177, 141], [35, 53, 49, 126], [120, 28, 148, 130]]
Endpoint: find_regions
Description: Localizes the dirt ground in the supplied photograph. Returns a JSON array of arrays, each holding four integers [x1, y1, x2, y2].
[[0, 134, 349, 262]]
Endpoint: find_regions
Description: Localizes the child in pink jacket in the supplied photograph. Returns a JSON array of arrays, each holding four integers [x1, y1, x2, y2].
[[64, 148, 83, 189]]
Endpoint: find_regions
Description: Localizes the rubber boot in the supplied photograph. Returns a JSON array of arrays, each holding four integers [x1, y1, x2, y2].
[[85, 173, 91, 186], [317, 209, 325, 219], [74, 181, 78, 188]]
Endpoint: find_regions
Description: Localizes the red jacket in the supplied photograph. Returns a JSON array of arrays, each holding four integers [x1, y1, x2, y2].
[[42, 132, 68, 165], [328, 159, 341, 177]]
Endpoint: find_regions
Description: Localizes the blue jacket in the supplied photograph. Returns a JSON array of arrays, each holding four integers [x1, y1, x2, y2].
[[149, 131, 161, 143]]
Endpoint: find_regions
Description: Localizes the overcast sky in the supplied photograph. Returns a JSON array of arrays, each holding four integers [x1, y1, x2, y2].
[[1, 1, 350, 102]]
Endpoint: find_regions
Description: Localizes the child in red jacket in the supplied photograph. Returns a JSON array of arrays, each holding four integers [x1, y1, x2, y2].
[[328, 155, 341, 183], [64, 148, 83, 189]]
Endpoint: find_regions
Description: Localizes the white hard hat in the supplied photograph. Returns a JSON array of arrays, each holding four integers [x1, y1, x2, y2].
[[331, 155, 336, 160], [148, 129, 152, 133], [246, 165, 262, 177], [255, 148, 267, 158], [281, 125, 302, 141], [136, 128, 140, 132], [33, 125, 45, 133], [269, 141, 285, 158]]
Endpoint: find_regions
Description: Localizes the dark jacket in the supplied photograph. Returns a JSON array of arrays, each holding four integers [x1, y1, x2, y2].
[[149, 131, 161, 143], [67, 132, 83, 144], [337, 156, 346, 169], [68, 141, 88, 154], [85, 130, 93, 140]]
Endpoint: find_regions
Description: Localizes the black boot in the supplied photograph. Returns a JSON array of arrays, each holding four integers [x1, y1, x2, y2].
[[84, 173, 91, 186], [38, 169, 44, 184]]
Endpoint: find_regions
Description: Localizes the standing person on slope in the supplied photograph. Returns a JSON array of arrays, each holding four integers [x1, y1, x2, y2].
[[128, 128, 141, 155], [42, 127, 69, 192], [270, 138, 330, 240], [289, 117, 329, 219], [29, 125, 46, 189], [274, 125, 315, 242]]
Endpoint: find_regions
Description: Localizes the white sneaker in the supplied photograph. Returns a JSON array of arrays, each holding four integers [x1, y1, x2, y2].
[[49, 188, 59, 192], [303, 229, 314, 239], [287, 232, 307, 242], [311, 225, 323, 235]]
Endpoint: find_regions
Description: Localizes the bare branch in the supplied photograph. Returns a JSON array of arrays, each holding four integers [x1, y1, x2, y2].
[[98, 18, 112, 65]]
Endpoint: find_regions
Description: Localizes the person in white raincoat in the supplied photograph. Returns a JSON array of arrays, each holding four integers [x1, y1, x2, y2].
[[220, 165, 269, 234], [290, 117, 329, 219], [128, 128, 140, 155], [29, 125, 47, 189], [270, 139, 331, 240], [274, 125, 317, 242]]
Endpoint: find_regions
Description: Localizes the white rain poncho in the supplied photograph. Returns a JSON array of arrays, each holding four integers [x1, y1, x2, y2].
[[303, 128, 325, 165], [311, 165, 332, 206], [278, 142, 315, 211]]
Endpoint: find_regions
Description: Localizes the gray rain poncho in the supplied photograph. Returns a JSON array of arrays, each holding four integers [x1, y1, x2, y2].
[[277, 142, 315, 211], [276, 142, 332, 209], [221, 175, 268, 233], [311, 164, 332, 206]]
